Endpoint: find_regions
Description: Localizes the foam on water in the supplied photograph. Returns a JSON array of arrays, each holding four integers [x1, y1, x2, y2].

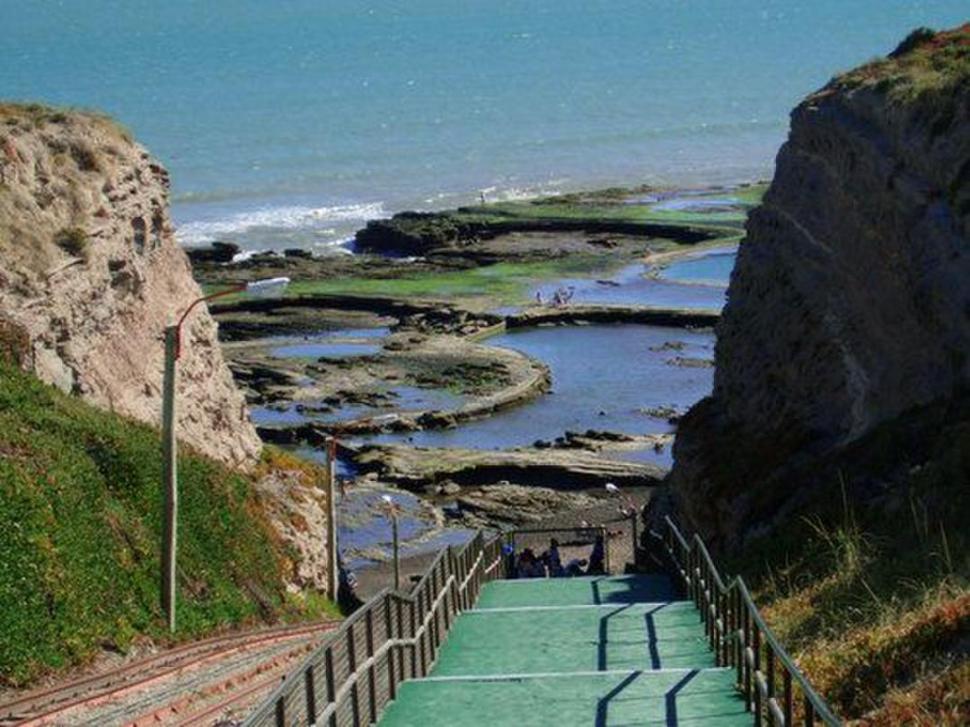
[[177, 202, 387, 247], [6, 0, 967, 252]]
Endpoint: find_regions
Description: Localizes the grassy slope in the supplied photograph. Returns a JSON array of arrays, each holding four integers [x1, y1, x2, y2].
[[727, 411, 970, 724], [0, 361, 334, 686]]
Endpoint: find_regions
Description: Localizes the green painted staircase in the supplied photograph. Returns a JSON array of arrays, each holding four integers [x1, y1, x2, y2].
[[378, 574, 750, 726]]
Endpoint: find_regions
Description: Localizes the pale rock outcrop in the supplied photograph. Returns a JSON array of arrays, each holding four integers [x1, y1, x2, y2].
[[0, 105, 260, 467], [669, 27, 970, 545]]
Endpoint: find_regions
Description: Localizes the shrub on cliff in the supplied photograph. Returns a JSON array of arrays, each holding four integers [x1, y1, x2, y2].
[[0, 362, 330, 686]]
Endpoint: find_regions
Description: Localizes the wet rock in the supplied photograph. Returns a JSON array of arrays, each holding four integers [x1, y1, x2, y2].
[[185, 240, 240, 264], [666, 356, 714, 368]]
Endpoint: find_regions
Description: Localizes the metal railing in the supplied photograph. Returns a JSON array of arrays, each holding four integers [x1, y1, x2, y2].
[[657, 516, 840, 727], [244, 531, 505, 727]]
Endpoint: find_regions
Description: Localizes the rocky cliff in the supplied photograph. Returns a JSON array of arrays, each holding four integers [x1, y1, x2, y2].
[[0, 104, 260, 467], [669, 26, 970, 545]]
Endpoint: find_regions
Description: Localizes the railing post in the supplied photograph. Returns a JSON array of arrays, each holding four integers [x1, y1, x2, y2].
[[411, 600, 421, 677], [385, 600, 397, 700], [325, 647, 337, 727], [754, 625, 763, 727], [767, 647, 776, 722], [735, 590, 743, 686], [274, 697, 285, 727], [431, 570, 441, 652], [396, 598, 406, 679], [305, 665, 317, 725], [805, 695, 815, 726], [783, 669, 793, 726], [629, 509, 639, 569], [744, 607, 752, 713], [347, 626, 360, 725], [365, 609, 377, 722]]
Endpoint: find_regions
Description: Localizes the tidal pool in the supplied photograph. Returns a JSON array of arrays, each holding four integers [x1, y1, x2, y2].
[[660, 250, 736, 286], [267, 327, 390, 359], [530, 265, 727, 310], [350, 324, 715, 464]]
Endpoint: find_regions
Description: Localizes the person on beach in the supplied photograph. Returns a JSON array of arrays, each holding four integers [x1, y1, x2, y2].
[[565, 558, 587, 577], [535, 290, 543, 305], [544, 539, 564, 577], [518, 548, 545, 578], [586, 535, 606, 575]]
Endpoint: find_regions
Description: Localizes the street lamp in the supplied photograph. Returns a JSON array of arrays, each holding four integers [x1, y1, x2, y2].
[[604, 482, 640, 571], [381, 494, 402, 591], [161, 277, 289, 633]]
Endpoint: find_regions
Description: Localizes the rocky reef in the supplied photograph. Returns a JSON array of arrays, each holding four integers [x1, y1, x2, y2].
[[0, 104, 259, 467], [669, 26, 970, 546]]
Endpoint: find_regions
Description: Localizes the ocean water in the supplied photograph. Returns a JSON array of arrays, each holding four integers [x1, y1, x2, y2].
[[4, 1, 967, 252]]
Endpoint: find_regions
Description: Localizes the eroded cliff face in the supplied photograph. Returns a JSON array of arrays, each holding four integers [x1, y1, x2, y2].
[[670, 27, 970, 545], [0, 105, 260, 467]]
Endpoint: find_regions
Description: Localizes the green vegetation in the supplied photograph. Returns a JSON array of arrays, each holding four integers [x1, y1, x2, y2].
[[730, 412, 970, 723], [216, 256, 631, 307], [837, 23, 970, 102], [0, 362, 334, 686], [465, 183, 766, 229]]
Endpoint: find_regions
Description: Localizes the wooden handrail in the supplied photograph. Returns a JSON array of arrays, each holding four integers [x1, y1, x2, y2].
[[657, 516, 840, 726]]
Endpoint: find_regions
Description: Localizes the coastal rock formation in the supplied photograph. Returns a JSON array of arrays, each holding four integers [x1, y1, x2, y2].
[[669, 26, 970, 545], [0, 104, 260, 467]]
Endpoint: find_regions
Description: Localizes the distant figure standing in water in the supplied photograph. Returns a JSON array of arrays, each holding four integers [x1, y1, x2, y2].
[[535, 290, 543, 305], [480, 191, 487, 205]]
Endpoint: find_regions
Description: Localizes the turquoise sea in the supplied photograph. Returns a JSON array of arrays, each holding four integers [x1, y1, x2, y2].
[[3, 1, 967, 252]]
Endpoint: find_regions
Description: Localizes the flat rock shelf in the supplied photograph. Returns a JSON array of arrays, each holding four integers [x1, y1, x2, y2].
[[378, 575, 748, 726]]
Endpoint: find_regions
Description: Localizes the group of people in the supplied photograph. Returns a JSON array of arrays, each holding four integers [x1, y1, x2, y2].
[[534, 285, 576, 307], [509, 536, 606, 579]]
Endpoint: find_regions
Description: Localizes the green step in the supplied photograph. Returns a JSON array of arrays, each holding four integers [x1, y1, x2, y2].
[[379, 668, 748, 726], [378, 575, 748, 726], [475, 575, 680, 609], [434, 601, 714, 675]]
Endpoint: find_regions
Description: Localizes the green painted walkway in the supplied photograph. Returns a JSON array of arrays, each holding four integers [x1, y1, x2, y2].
[[379, 575, 749, 726]]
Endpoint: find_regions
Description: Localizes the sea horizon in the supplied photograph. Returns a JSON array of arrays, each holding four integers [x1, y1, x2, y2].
[[5, 0, 968, 253]]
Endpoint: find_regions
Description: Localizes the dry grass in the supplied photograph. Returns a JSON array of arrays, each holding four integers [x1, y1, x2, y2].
[[832, 23, 970, 103]]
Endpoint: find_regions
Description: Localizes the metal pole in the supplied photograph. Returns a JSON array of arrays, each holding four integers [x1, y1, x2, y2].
[[325, 439, 339, 601], [161, 325, 178, 633], [391, 511, 400, 591], [630, 510, 639, 569]]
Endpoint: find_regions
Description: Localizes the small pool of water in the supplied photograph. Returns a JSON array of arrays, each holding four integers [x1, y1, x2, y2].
[[532, 263, 727, 310], [652, 196, 741, 212], [350, 324, 714, 454], [266, 326, 391, 359], [660, 251, 735, 286], [269, 341, 382, 358]]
